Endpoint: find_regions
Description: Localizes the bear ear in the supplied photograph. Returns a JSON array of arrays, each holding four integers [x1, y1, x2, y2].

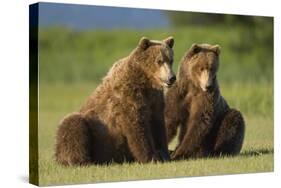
[[138, 37, 151, 50], [190, 43, 201, 54], [163, 36, 174, 48], [212, 45, 221, 55]]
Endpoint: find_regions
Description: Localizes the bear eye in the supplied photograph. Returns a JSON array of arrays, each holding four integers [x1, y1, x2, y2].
[[157, 59, 162, 64], [200, 67, 204, 72]]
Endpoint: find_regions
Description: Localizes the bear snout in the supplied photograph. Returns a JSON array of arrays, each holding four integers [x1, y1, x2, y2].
[[167, 74, 176, 85]]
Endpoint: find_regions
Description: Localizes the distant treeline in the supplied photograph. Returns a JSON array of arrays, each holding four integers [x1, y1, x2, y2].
[[166, 11, 272, 27]]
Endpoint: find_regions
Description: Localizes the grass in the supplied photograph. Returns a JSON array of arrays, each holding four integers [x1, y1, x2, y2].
[[37, 82, 273, 186], [36, 25, 273, 185], [39, 154, 273, 186]]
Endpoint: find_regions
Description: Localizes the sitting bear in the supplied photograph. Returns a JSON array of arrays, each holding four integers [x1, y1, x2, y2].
[[165, 43, 245, 159], [55, 36, 176, 165]]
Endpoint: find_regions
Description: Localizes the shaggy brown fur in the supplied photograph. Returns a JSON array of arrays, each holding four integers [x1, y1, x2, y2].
[[55, 36, 176, 165], [165, 43, 245, 160]]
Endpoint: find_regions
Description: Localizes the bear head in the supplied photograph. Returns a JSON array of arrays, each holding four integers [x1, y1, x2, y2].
[[133, 36, 176, 88], [181, 43, 221, 92]]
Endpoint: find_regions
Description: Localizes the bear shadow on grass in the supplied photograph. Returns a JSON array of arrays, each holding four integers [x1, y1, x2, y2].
[[168, 148, 273, 162], [238, 148, 274, 157]]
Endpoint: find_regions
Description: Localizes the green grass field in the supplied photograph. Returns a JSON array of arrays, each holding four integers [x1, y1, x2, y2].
[[36, 25, 273, 186], [38, 82, 273, 186]]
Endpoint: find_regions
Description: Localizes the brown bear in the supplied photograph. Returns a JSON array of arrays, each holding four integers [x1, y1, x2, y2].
[[55, 36, 176, 165], [165, 43, 245, 160]]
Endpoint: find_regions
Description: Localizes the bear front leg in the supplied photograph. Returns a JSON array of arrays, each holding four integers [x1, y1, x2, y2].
[[165, 113, 181, 144], [164, 87, 183, 143], [124, 124, 160, 163], [119, 107, 160, 163], [171, 112, 213, 160], [151, 116, 171, 162]]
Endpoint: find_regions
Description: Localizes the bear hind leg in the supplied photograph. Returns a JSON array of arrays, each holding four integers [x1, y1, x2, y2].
[[55, 113, 93, 166], [213, 109, 245, 156]]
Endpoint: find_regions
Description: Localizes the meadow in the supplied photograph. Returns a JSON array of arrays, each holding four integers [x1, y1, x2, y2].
[[37, 25, 273, 186]]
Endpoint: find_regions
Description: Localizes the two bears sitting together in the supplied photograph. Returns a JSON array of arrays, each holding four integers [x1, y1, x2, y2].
[[55, 36, 245, 165]]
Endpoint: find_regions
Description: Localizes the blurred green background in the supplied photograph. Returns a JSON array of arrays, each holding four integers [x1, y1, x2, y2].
[[36, 3, 273, 185], [39, 12, 273, 116]]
